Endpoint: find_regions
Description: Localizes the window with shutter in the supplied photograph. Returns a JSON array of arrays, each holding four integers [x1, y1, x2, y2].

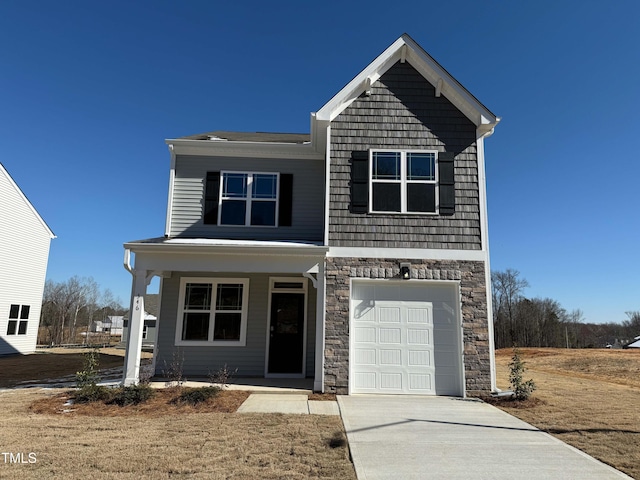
[[351, 149, 453, 215], [203, 171, 293, 227]]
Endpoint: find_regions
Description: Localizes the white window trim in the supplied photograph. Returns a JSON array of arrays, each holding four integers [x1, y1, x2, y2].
[[217, 171, 280, 227], [369, 149, 439, 215], [175, 277, 250, 347]]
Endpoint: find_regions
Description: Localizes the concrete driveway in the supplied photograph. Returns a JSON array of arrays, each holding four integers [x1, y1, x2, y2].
[[338, 395, 631, 480]]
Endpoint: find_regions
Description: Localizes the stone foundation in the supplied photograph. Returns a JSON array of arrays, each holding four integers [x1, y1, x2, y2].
[[324, 257, 491, 396]]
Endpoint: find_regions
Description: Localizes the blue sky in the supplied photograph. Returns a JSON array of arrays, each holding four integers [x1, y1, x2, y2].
[[1, 1, 638, 323]]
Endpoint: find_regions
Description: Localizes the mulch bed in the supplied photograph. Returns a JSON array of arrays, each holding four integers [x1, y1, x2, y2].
[[30, 388, 251, 416]]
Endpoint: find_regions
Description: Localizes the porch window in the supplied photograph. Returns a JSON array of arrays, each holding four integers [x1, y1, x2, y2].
[[176, 278, 249, 346]]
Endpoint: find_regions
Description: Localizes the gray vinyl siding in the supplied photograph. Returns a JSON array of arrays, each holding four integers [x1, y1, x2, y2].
[[328, 61, 482, 250], [155, 272, 316, 377], [170, 156, 324, 242]]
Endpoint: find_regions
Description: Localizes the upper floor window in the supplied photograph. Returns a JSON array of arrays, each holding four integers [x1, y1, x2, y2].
[[204, 171, 293, 227], [370, 150, 437, 214], [350, 149, 455, 216]]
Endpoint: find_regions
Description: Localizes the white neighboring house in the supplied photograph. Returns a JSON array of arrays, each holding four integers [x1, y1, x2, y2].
[[0, 163, 55, 355], [91, 316, 124, 336]]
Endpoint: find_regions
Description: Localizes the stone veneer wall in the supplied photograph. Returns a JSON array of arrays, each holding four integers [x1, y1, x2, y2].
[[324, 257, 491, 396]]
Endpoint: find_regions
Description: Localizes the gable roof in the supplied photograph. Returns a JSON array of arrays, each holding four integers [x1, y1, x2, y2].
[[314, 33, 499, 136], [0, 162, 55, 239]]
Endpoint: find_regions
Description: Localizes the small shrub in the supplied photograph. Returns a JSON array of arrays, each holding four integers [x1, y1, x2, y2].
[[174, 386, 221, 406], [74, 384, 112, 404], [76, 348, 101, 389], [163, 348, 185, 388], [208, 364, 238, 389], [509, 347, 536, 400], [327, 431, 347, 449], [109, 384, 155, 406]]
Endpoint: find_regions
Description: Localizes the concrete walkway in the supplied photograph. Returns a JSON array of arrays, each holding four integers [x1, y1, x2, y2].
[[237, 393, 340, 415], [338, 395, 631, 480]]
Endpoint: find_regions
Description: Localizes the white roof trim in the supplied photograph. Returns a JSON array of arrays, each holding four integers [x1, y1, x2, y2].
[[314, 34, 499, 131], [0, 163, 55, 239], [165, 139, 323, 160]]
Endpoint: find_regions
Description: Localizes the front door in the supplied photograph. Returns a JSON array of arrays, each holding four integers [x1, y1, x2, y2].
[[268, 292, 305, 375]]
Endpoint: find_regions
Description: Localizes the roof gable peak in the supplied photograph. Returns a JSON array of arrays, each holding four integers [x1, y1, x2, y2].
[[314, 34, 499, 134]]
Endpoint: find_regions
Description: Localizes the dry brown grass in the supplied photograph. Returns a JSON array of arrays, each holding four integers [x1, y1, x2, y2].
[[0, 388, 356, 479], [494, 348, 640, 479]]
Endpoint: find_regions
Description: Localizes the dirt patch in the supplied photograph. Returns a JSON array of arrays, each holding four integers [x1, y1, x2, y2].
[[30, 388, 251, 416], [494, 348, 640, 479], [308, 393, 337, 401]]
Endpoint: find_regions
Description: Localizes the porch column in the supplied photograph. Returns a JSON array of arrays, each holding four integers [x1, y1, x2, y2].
[[314, 260, 326, 392], [123, 270, 147, 386]]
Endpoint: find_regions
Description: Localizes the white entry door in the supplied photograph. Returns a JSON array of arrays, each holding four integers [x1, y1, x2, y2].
[[350, 281, 462, 396]]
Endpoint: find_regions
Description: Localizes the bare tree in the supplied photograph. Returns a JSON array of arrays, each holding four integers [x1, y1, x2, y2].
[[491, 269, 529, 348]]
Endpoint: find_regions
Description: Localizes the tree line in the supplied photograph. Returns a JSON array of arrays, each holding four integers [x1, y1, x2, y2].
[[492, 269, 640, 349], [40, 276, 127, 345]]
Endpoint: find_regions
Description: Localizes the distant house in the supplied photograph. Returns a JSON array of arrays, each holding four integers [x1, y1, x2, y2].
[[0, 163, 55, 355], [90, 316, 124, 336], [122, 312, 157, 349]]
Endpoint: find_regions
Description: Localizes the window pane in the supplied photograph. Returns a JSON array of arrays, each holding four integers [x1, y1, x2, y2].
[[182, 312, 210, 340], [18, 321, 28, 335], [7, 320, 17, 335], [252, 174, 277, 199], [372, 183, 401, 212], [250, 201, 276, 226], [220, 200, 246, 225], [9, 305, 19, 319], [216, 284, 243, 310], [222, 173, 248, 198], [407, 153, 435, 180], [213, 313, 241, 340], [407, 183, 436, 213], [372, 152, 400, 179], [20, 305, 30, 319], [184, 283, 212, 310]]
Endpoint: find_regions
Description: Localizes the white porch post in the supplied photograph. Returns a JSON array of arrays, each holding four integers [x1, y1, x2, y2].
[[123, 270, 147, 386], [314, 260, 326, 392]]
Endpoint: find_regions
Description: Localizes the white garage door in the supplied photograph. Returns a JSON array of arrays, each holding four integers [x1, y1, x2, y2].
[[350, 281, 463, 396]]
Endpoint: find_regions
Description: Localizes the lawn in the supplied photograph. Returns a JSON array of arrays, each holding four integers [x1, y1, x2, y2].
[[0, 350, 356, 479], [494, 348, 640, 479]]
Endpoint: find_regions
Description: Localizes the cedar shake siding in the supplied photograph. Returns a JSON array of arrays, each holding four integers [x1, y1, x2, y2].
[[329, 61, 481, 249], [170, 155, 324, 242]]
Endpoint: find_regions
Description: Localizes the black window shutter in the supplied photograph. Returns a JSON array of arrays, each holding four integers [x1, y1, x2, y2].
[[350, 151, 369, 214], [204, 172, 220, 224], [278, 174, 293, 226], [438, 152, 455, 216]]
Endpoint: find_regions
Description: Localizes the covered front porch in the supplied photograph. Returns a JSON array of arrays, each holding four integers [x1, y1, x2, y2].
[[122, 238, 328, 392]]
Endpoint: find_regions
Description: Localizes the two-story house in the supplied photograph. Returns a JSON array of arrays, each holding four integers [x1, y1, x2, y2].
[[123, 34, 500, 397], [0, 163, 55, 355]]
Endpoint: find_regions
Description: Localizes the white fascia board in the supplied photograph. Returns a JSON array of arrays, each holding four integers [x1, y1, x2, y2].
[[328, 246, 486, 262], [313, 34, 499, 131], [166, 139, 323, 161], [125, 240, 329, 258], [0, 163, 56, 239]]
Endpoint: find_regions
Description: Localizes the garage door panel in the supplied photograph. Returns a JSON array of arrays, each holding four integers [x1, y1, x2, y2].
[[379, 349, 402, 365], [379, 328, 401, 344], [351, 282, 462, 396]]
